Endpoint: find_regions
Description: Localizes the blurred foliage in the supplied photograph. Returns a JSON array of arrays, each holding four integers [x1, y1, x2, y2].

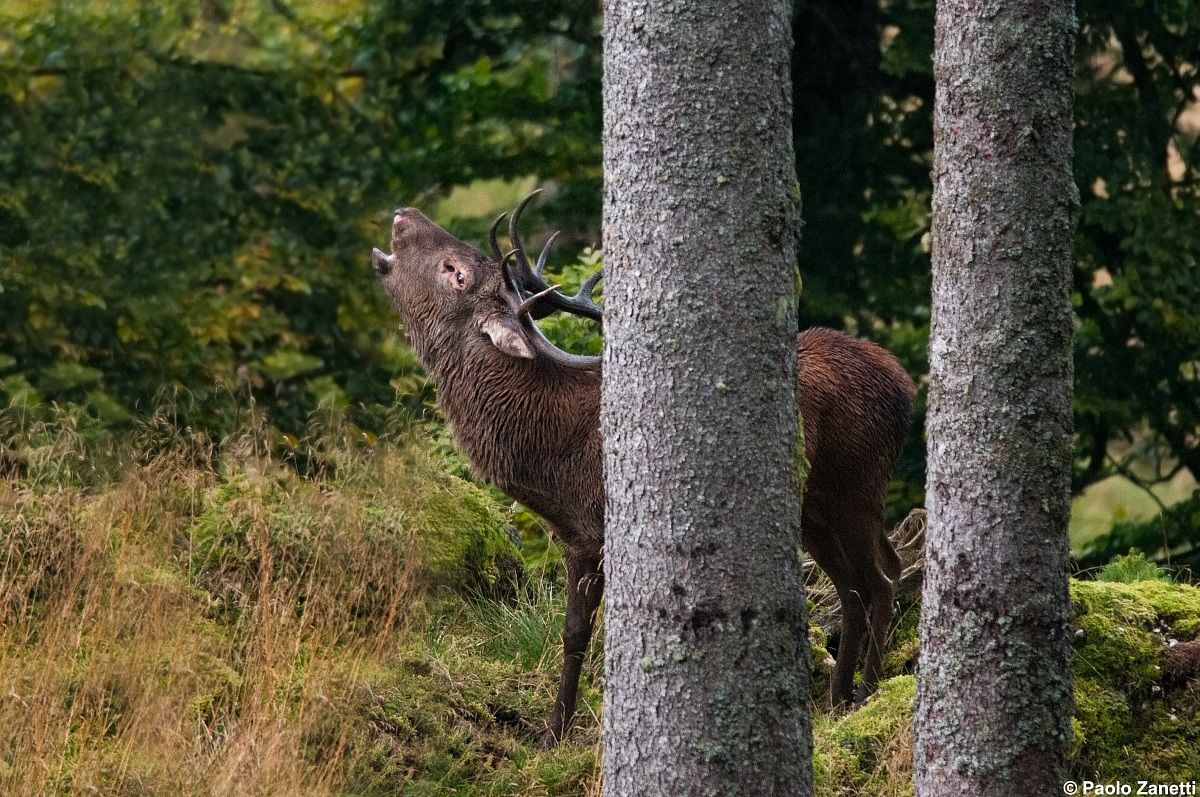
[[789, 0, 1200, 537], [1095, 550, 1174, 584], [0, 0, 600, 433], [1, 0, 1198, 556], [1080, 493, 1200, 573]]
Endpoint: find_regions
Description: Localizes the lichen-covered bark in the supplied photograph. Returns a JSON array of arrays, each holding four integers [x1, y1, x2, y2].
[[916, 1, 1079, 795], [600, 2, 811, 795]]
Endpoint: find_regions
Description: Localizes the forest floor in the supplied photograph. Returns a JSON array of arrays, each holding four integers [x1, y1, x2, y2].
[[1, 413, 1198, 796]]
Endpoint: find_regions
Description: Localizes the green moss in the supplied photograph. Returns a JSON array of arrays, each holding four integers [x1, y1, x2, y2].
[[809, 623, 834, 700], [1071, 677, 1133, 773], [882, 603, 921, 679], [1068, 579, 1200, 782], [812, 676, 915, 797], [1068, 716, 1085, 761], [1124, 685, 1200, 780], [1070, 581, 1168, 691], [806, 580, 1200, 794], [1072, 677, 1200, 781], [1123, 579, 1200, 638], [409, 469, 523, 598]]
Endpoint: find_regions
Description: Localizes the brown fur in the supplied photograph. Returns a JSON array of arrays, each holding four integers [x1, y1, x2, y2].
[[374, 207, 915, 745]]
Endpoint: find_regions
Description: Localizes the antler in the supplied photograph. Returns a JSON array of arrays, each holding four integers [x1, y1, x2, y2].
[[491, 203, 602, 370], [489, 190, 604, 323], [522, 317, 602, 370]]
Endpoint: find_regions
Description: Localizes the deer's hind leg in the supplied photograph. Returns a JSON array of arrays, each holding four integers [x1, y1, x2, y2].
[[854, 510, 899, 700], [803, 517, 868, 708]]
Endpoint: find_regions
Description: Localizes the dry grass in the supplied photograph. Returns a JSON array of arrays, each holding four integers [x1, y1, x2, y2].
[[0, 406, 926, 795], [0, 408, 511, 796], [7, 404, 1191, 795]]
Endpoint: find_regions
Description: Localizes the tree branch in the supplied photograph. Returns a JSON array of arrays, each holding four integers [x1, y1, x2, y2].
[[1113, 24, 1176, 186], [1107, 453, 1171, 514], [1074, 417, 1111, 493]]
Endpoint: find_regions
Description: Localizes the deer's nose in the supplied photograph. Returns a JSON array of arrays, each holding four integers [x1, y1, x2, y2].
[[391, 208, 421, 248], [371, 247, 392, 277]]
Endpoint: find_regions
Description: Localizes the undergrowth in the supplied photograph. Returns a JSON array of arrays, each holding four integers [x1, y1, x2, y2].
[[0, 406, 527, 795], [1, 409, 1197, 795]]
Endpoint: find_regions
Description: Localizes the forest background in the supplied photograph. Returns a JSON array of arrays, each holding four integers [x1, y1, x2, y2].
[[2, 0, 1199, 591], [4, 2, 1200, 794]]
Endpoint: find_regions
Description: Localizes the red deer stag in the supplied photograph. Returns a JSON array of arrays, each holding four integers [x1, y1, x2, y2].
[[371, 191, 915, 746]]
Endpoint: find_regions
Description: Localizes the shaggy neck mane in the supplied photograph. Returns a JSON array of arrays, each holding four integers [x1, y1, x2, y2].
[[413, 326, 601, 510]]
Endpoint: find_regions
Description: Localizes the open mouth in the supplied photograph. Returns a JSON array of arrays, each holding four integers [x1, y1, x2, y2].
[[372, 210, 412, 277]]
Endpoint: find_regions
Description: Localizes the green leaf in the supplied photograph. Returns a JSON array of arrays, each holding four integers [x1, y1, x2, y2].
[[1, 374, 43, 407], [86, 389, 131, 424], [39, 363, 103, 392], [255, 351, 324, 381]]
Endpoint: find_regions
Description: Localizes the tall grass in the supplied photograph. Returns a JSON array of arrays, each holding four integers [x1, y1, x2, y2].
[[6, 404, 1194, 795], [0, 402, 920, 795], [0, 405, 521, 795]]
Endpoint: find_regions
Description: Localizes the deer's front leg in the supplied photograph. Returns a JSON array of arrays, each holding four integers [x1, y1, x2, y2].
[[541, 552, 604, 748]]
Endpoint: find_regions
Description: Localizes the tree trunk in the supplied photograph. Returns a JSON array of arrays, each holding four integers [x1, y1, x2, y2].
[[916, 1, 1078, 795], [600, 3, 810, 796]]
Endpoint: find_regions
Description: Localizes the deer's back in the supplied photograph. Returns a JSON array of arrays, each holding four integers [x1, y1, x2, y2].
[[797, 328, 915, 519], [441, 328, 911, 555]]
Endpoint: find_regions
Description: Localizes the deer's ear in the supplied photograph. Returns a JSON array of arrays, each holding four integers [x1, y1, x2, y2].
[[479, 315, 535, 359]]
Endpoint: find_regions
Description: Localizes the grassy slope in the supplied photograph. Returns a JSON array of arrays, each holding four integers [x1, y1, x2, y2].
[[1, 419, 1198, 796], [0, 417, 530, 795]]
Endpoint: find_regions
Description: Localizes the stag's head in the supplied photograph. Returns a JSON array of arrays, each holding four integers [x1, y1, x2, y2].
[[372, 191, 602, 371]]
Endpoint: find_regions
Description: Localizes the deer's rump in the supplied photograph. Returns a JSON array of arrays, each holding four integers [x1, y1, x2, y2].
[[796, 327, 915, 515]]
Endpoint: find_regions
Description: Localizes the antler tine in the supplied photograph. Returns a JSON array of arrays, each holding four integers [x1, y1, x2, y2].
[[488, 212, 508, 261], [498, 248, 520, 294], [496, 188, 604, 323], [527, 276, 604, 322], [508, 189, 543, 274], [579, 267, 604, 296], [542, 264, 604, 321], [535, 231, 561, 277], [523, 318, 602, 370], [517, 284, 561, 317]]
